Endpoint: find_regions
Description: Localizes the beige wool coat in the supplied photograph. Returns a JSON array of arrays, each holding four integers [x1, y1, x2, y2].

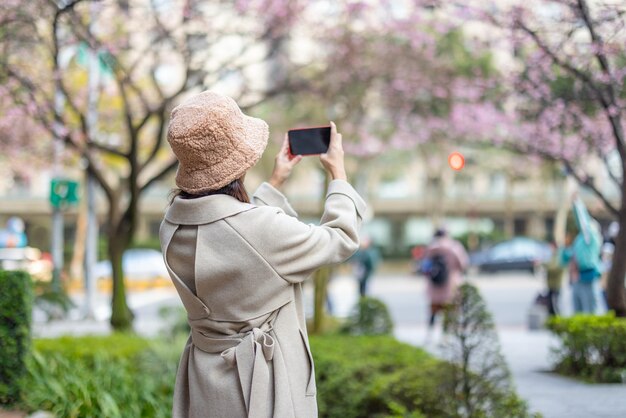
[[160, 180, 366, 418]]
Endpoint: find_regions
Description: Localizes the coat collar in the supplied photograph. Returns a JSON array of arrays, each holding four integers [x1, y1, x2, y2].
[[165, 194, 256, 225]]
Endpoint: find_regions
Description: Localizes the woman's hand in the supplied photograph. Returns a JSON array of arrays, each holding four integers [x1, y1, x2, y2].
[[269, 134, 303, 189], [320, 121, 347, 181]]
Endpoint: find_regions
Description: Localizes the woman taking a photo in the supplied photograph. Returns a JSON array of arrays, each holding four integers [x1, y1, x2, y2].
[[160, 90, 366, 418]]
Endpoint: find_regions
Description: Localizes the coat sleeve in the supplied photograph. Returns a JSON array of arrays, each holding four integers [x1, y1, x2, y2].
[[230, 180, 366, 283], [251, 182, 298, 218]]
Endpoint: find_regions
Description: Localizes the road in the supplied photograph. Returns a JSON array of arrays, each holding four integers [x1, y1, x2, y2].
[[34, 273, 552, 337], [323, 271, 547, 327], [36, 271, 548, 336]]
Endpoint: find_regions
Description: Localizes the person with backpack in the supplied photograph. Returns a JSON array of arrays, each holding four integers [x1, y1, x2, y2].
[[422, 228, 469, 329]]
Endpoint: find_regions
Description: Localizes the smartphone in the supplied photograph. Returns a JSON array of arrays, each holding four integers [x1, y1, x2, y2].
[[288, 126, 331, 155]]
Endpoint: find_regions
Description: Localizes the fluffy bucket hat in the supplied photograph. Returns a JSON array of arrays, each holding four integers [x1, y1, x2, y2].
[[167, 91, 269, 193]]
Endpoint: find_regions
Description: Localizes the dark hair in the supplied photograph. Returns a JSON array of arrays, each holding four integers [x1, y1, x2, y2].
[[434, 228, 447, 238], [169, 178, 249, 204]]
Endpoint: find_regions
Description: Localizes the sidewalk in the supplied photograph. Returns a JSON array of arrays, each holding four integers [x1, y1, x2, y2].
[[395, 325, 626, 418], [327, 274, 626, 418]]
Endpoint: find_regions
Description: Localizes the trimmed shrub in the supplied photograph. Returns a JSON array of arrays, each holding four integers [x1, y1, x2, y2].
[[158, 305, 190, 339], [0, 270, 33, 405], [312, 333, 536, 418], [442, 283, 533, 418], [18, 330, 535, 417], [340, 296, 394, 336], [547, 313, 626, 383], [310, 335, 445, 418]]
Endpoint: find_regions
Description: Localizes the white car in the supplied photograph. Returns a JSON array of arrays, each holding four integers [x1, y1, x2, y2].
[[94, 248, 168, 281], [0, 247, 53, 281]]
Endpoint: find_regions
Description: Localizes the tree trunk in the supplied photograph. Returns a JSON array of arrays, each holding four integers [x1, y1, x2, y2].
[[311, 267, 330, 334], [311, 171, 332, 334], [606, 196, 626, 317], [108, 224, 134, 330]]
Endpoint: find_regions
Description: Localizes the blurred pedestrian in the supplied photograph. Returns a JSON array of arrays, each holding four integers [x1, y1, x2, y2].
[[544, 241, 564, 316], [160, 91, 365, 418], [352, 235, 380, 297], [599, 221, 619, 305], [561, 197, 603, 314], [0, 217, 27, 248], [422, 228, 469, 329], [410, 244, 426, 275]]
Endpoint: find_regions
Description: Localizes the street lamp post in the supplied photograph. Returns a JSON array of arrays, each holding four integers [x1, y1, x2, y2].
[[51, 87, 66, 293]]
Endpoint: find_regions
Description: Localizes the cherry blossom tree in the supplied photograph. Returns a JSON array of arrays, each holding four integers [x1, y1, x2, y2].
[[317, 0, 626, 315], [272, 1, 493, 183], [0, 0, 304, 329], [289, 0, 625, 316], [453, 0, 626, 315], [272, 1, 496, 330], [0, 86, 51, 181]]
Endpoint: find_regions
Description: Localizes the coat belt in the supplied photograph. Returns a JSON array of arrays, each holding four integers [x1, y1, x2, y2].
[[190, 312, 289, 418]]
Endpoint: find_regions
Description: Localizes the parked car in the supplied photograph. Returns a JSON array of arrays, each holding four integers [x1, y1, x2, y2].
[[95, 248, 168, 281], [470, 237, 552, 274], [0, 247, 53, 281]]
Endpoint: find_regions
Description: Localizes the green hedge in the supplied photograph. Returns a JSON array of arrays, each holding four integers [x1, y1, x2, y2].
[[0, 270, 33, 405], [21, 334, 180, 418], [23, 334, 446, 418], [442, 283, 532, 418], [339, 297, 394, 336], [20, 333, 532, 417], [311, 334, 536, 418], [547, 313, 626, 382], [310, 335, 445, 417]]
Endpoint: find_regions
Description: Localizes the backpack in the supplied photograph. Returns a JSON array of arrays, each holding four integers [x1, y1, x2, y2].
[[428, 254, 449, 287]]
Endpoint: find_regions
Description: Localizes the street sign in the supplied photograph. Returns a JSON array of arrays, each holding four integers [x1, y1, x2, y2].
[[50, 178, 80, 208], [77, 42, 113, 76]]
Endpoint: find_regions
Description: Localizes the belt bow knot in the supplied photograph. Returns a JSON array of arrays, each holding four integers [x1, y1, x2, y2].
[[220, 327, 275, 368], [190, 319, 285, 418]]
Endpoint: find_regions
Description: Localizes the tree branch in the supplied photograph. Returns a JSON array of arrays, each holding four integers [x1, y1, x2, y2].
[[88, 141, 128, 158], [517, 14, 626, 169], [149, 65, 165, 101], [577, 0, 616, 98], [601, 153, 623, 189], [138, 105, 167, 173], [85, 154, 115, 203], [114, 77, 136, 141], [51, 1, 91, 140], [63, 6, 152, 115], [467, 138, 620, 217], [516, 21, 609, 107], [563, 160, 619, 217], [575, 0, 626, 155], [139, 158, 178, 193]]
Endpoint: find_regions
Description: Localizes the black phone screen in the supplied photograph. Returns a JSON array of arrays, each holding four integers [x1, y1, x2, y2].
[[288, 126, 331, 155]]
